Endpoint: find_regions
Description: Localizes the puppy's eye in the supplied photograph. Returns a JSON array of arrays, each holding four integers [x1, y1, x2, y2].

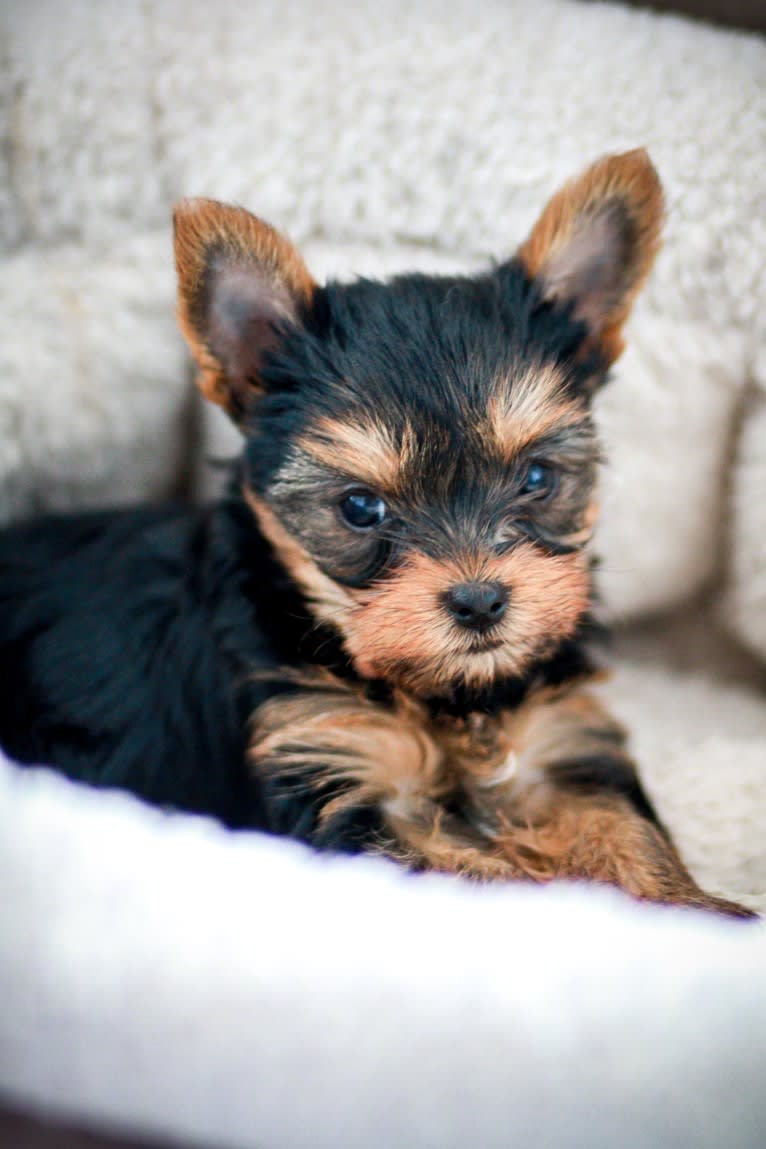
[[519, 462, 557, 498], [339, 490, 387, 530]]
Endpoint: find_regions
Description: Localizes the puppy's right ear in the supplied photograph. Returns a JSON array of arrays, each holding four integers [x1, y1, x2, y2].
[[515, 150, 663, 369], [173, 199, 315, 420]]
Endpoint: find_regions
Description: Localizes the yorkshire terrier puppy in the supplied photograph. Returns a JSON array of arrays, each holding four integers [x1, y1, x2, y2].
[[0, 150, 752, 916]]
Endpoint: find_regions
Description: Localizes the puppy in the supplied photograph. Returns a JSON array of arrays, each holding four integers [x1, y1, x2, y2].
[[0, 150, 752, 916]]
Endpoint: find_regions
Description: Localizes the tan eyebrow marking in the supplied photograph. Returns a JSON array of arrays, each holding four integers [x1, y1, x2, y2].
[[486, 362, 587, 461], [298, 415, 416, 492]]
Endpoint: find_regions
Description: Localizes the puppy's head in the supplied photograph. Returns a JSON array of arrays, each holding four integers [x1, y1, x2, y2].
[[174, 150, 663, 697]]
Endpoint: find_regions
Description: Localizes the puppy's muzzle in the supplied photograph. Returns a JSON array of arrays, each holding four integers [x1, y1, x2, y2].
[[443, 581, 509, 633]]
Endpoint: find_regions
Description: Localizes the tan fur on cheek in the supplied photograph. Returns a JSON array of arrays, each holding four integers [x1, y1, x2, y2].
[[344, 553, 464, 690], [564, 491, 600, 549], [488, 543, 591, 665], [244, 489, 356, 625]]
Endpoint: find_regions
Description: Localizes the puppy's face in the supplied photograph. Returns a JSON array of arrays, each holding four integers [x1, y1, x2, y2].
[[242, 303, 600, 697], [174, 151, 663, 697]]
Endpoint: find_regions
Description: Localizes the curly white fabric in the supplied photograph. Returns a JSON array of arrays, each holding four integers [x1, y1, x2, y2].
[[0, 750, 765, 1149]]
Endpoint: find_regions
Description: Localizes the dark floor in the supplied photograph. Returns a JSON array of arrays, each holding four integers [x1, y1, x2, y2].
[[0, 1107, 184, 1149], [622, 0, 766, 32]]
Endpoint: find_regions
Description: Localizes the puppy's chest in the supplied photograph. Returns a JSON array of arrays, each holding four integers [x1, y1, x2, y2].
[[429, 711, 521, 800], [413, 702, 574, 833], [251, 676, 582, 837]]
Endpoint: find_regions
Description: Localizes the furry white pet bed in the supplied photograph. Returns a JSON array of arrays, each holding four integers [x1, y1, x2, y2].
[[1, 748, 765, 1149], [1, 1, 766, 1146]]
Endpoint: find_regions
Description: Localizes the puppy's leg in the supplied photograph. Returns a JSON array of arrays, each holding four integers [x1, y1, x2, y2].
[[469, 689, 756, 918], [250, 678, 527, 877], [251, 678, 756, 916]]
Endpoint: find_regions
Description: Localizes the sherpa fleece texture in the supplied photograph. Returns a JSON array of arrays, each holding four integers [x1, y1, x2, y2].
[[1, 747, 765, 1149], [0, 0, 765, 630]]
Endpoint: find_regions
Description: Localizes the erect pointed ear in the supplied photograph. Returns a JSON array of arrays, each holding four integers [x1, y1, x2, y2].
[[516, 149, 664, 367], [173, 199, 316, 420]]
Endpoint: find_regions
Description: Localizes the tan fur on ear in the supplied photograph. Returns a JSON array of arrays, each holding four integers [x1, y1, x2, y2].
[[517, 149, 664, 366], [173, 198, 315, 417]]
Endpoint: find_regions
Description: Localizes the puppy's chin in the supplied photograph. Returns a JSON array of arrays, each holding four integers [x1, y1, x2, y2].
[[349, 639, 548, 698]]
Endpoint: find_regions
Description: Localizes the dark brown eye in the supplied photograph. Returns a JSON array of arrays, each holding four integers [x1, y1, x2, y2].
[[520, 462, 557, 498], [339, 490, 387, 530]]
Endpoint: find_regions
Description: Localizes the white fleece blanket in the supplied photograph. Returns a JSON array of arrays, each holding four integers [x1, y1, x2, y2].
[[1, 749, 765, 1149]]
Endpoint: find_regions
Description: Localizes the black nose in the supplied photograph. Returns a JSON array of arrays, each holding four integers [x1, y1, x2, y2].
[[444, 581, 509, 632]]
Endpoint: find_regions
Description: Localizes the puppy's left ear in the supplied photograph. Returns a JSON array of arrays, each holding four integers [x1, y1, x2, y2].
[[517, 149, 664, 367], [174, 199, 316, 420]]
